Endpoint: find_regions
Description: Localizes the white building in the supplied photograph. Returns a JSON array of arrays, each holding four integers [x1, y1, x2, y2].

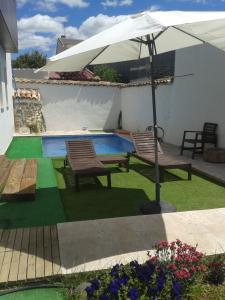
[[0, 0, 18, 154]]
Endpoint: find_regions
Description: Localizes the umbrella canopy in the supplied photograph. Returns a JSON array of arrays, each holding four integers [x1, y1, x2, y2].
[[41, 10, 225, 72], [40, 10, 225, 211]]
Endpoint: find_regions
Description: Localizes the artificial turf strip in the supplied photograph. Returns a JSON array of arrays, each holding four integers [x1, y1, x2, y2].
[[53, 157, 225, 222], [6, 137, 43, 159], [0, 288, 65, 300], [0, 158, 65, 229]]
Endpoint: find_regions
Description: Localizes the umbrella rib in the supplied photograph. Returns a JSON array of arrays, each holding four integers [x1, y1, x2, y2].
[[172, 26, 206, 44], [138, 38, 143, 59], [82, 45, 110, 69], [130, 38, 148, 45], [152, 28, 168, 42]]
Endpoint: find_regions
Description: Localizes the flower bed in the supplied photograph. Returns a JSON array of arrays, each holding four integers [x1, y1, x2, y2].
[[83, 240, 208, 300]]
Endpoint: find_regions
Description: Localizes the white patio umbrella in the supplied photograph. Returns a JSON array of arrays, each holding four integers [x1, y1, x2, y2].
[[40, 11, 225, 212]]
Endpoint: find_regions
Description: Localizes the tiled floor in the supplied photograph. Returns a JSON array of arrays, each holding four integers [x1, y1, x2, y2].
[[163, 143, 225, 185], [57, 208, 225, 274]]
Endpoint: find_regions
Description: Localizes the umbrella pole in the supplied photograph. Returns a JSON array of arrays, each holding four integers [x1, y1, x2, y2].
[[140, 35, 176, 214], [147, 35, 160, 205]]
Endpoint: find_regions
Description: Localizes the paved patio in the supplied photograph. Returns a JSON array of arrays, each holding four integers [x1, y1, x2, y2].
[[57, 208, 225, 274], [163, 143, 225, 185]]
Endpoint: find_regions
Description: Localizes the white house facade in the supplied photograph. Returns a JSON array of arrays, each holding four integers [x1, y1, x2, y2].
[[0, 0, 18, 154]]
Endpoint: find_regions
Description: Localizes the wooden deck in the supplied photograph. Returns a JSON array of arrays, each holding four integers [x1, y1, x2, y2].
[[0, 225, 61, 284]]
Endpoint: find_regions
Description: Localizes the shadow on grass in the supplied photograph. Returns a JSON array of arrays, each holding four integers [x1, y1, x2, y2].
[[56, 166, 151, 221], [0, 187, 65, 229], [53, 159, 169, 272], [130, 163, 183, 183]]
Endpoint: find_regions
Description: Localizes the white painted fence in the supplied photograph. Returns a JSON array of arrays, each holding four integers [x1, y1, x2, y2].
[[16, 43, 225, 148], [16, 82, 121, 131]]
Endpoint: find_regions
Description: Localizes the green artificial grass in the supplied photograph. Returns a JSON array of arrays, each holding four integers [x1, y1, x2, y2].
[[0, 288, 65, 300], [6, 137, 42, 159], [53, 157, 225, 222], [0, 158, 65, 229]]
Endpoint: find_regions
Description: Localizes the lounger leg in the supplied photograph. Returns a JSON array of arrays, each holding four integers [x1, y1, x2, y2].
[[188, 165, 192, 180], [75, 175, 80, 191], [107, 173, 111, 189], [126, 153, 130, 172], [180, 136, 185, 155], [126, 161, 129, 172], [159, 168, 164, 182], [192, 141, 197, 159]]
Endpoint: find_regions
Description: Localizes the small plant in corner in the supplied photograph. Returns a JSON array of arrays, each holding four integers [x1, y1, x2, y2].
[[206, 254, 225, 285]]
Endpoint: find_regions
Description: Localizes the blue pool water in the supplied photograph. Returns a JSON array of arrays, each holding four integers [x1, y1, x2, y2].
[[42, 134, 134, 157]]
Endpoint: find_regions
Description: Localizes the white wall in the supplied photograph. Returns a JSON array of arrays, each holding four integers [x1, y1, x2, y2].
[[17, 82, 121, 131], [121, 44, 225, 148], [168, 44, 225, 147], [0, 47, 15, 154], [121, 84, 172, 133]]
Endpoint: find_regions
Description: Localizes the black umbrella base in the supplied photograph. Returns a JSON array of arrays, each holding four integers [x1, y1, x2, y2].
[[140, 200, 176, 215]]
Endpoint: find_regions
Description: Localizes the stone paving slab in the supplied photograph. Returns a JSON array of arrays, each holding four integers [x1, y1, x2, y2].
[[163, 143, 225, 185], [57, 208, 225, 274]]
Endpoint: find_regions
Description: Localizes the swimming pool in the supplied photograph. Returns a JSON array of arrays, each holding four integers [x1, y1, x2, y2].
[[42, 134, 134, 157]]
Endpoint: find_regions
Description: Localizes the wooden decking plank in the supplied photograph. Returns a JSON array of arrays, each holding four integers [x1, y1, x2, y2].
[[8, 229, 23, 282], [0, 229, 4, 241], [0, 229, 16, 283], [27, 227, 36, 279], [0, 230, 10, 278], [3, 159, 26, 195], [36, 227, 44, 278], [17, 228, 30, 281], [44, 226, 53, 277], [51, 225, 61, 275]]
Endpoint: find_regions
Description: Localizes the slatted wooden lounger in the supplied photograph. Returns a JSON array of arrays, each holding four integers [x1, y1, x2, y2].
[[0, 155, 37, 201], [65, 140, 112, 191], [130, 132, 192, 182]]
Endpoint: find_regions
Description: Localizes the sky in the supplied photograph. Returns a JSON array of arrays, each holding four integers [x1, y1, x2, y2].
[[16, 0, 225, 58]]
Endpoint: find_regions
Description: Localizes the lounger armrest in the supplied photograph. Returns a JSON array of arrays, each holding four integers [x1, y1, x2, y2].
[[183, 130, 202, 134], [183, 130, 203, 139]]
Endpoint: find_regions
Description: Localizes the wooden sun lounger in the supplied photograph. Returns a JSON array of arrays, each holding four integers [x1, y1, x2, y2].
[[98, 156, 129, 172], [0, 155, 37, 201], [130, 132, 192, 182], [65, 140, 111, 191]]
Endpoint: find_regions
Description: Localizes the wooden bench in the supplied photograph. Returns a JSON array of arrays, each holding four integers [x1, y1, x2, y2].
[[98, 156, 129, 172], [2, 159, 37, 201], [0, 156, 14, 192]]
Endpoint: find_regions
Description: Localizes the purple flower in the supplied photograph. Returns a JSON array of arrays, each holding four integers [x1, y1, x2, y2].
[[172, 281, 181, 300], [128, 287, 138, 300], [118, 275, 129, 286], [108, 280, 120, 296], [110, 264, 120, 277], [85, 285, 95, 298], [130, 260, 139, 268], [156, 270, 165, 292], [90, 279, 100, 290], [136, 263, 154, 283]]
